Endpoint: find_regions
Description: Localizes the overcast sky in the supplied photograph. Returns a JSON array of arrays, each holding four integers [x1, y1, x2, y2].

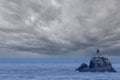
[[0, 0, 120, 57]]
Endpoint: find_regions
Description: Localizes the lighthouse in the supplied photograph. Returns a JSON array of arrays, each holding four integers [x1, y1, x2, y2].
[[96, 49, 100, 57]]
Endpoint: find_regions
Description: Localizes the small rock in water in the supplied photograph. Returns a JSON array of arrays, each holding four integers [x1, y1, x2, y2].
[[76, 57, 116, 72], [76, 49, 116, 72]]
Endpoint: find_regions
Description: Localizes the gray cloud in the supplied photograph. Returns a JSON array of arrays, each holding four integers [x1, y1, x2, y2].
[[0, 0, 120, 57]]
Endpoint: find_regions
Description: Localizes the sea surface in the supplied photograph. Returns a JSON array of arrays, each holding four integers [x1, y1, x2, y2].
[[0, 57, 120, 80]]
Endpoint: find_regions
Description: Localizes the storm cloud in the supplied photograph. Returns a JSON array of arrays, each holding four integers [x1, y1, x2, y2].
[[0, 0, 120, 57]]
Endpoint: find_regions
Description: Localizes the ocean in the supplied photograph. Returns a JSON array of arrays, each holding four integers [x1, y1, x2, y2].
[[0, 58, 119, 80]]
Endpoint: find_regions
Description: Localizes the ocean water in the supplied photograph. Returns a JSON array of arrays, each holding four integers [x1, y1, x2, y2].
[[0, 58, 120, 80]]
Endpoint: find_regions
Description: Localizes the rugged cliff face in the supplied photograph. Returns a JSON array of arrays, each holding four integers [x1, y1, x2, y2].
[[76, 57, 116, 72]]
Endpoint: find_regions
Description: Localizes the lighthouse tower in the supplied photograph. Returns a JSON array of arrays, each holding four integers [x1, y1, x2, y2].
[[96, 49, 100, 57]]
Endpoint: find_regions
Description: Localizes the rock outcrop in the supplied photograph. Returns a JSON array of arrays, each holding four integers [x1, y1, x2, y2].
[[76, 56, 116, 72]]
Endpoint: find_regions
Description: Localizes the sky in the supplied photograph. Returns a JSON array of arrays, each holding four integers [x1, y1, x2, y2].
[[0, 0, 120, 57]]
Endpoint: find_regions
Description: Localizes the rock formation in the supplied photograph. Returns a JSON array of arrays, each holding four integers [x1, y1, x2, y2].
[[75, 49, 116, 72]]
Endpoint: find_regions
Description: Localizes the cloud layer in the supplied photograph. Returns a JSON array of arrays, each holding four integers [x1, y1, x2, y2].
[[0, 0, 120, 56]]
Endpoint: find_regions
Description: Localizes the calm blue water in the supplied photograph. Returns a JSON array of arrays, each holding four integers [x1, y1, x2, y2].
[[0, 58, 119, 80]]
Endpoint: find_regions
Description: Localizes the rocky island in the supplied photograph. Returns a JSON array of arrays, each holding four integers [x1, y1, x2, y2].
[[76, 49, 116, 72]]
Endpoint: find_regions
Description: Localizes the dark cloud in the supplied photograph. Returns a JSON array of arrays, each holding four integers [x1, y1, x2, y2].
[[0, 0, 120, 57]]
